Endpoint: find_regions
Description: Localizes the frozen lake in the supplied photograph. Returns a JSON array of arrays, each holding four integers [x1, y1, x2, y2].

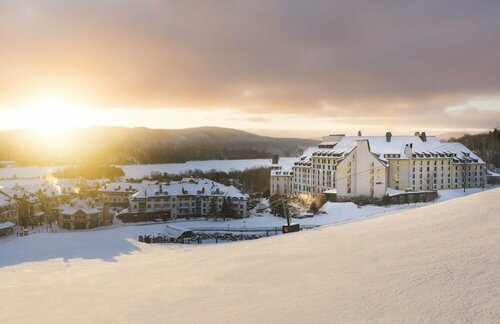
[[0, 159, 274, 181]]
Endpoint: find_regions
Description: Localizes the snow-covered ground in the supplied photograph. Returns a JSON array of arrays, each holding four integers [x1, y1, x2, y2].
[[0, 187, 495, 268], [0, 159, 274, 181], [0, 188, 498, 323], [118, 159, 273, 178]]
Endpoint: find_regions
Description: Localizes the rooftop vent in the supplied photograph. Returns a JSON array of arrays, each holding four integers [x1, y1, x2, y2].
[[385, 132, 392, 142]]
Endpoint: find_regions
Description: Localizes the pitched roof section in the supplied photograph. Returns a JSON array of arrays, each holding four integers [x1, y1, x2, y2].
[[59, 198, 101, 215], [130, 178, 248, 199], [311, 135, 483, 163]]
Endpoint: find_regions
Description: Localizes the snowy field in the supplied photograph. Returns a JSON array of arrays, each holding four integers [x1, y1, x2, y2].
[[0, 158, 274, 181], [0, 187, 494, 269], [117, 159, 273, 178], [0, 188, 498, 323]]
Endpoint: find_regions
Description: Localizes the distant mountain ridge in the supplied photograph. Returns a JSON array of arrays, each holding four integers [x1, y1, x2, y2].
[[0, 126, 318, 166]]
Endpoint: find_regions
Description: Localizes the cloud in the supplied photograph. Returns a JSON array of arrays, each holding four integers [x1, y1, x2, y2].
[[0, 0, 499, 131]]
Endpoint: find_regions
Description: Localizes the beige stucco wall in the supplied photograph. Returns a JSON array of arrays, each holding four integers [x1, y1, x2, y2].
[[336, 140, 387, 198]]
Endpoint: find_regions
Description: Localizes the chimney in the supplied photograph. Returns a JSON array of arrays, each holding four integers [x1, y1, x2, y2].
[[385, 132, 392, 142], [357, 130, 362, 136], [414, 131, 420, 137], [272, 155, 279, 164], [420, 132, 427, 142]]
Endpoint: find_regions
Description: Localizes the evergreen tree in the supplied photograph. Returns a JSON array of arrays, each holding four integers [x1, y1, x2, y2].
[[221, 197, 236, 219], [309, 202, 319, 214], [381, 195, 391, 206], [269, 193, 286, 217], [319, 194, 328, 207], [208, 198, 219, 219]]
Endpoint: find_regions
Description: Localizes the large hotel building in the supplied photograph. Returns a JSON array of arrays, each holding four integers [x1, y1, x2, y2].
[[271, 132, 487, 199]]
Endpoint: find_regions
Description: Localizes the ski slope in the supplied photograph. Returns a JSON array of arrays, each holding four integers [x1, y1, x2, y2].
[[0, 188, 498, 323]]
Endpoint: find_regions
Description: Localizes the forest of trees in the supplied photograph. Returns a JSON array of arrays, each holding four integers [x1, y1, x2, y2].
[[449, 127, 500, 167], [206, 197, 238, 220]]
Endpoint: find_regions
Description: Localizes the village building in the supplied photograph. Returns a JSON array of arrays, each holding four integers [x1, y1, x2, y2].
[[58, 198, 109, 230], [119, 178, 249, 222], [98, 181, 156, 207], [0, 186, 44, 227], [14, 181, 77, 222], [271, 132, 487, 199], [0, 191, 18, 224]]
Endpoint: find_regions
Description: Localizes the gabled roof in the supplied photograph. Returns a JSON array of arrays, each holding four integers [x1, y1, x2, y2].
[[327, 136, 483, 162], [59, 198, 101, 215], [98, 182, 147, 193], [163, 225, 193, 240], [284, 135, 484, 166], [130, 178, 248, 199], [0, 192, 15, 207], [0, 221, 15, 230]]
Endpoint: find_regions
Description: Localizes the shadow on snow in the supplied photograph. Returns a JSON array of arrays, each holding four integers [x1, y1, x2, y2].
[[0, 228, 142, 268]]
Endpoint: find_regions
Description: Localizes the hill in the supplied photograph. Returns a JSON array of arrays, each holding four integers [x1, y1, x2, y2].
[[0, 126, 318, 165], [0, 188, 498, 322]]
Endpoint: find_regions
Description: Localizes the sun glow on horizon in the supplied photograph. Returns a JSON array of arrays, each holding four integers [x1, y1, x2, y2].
[[26, 96, 76, 138], [5, 93, 90, 141]]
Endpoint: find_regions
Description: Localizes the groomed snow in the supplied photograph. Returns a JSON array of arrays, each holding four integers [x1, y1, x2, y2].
[[0, 188, 498, 322]]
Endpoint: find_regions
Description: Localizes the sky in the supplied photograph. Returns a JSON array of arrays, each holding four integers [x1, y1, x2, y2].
[[1, 0, 499, 138]]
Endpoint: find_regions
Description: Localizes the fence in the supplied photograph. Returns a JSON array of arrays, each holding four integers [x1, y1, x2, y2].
[[139, 224, 319, 244], [188, 225, 319, 232]]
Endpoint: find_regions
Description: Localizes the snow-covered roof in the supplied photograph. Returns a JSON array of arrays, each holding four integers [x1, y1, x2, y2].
[[98, 181, 150, 193], [322, 136, 483, 162], [272, 135, 484, 171], [487, 170, 500, 177], [16, 180, 78, 197], [270, 157, 301, 175], [385, 188, 436, 197], [59, 198, 101, 215], [163, 224, 193, 240], [0, 192, 15, 207], [131, 178, 248, 200], [0, 221, 15, 230]]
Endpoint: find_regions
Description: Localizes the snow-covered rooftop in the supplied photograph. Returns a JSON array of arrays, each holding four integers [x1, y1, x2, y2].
[[59, 198, 101, 215], [163, 225, 193, 240], [131, 178, 248, 199], [98, 181, 154, 193], [275, 135, 485, 170], [0, 192, 15, 207], [0, 221, 15, 230]]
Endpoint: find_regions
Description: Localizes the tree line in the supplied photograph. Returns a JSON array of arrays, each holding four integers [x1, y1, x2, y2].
[[449, 127, 500, 167], [53, 165, 125, 179]]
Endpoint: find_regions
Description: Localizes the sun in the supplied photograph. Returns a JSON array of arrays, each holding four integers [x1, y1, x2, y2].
[[24, 95, 80, 139]]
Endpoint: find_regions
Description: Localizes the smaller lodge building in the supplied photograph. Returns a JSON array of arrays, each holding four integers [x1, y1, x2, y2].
[[58, 198, 109, 230]]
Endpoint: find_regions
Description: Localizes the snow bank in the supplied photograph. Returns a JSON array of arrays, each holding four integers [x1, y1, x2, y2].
[[0, 188, 498, 323]]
